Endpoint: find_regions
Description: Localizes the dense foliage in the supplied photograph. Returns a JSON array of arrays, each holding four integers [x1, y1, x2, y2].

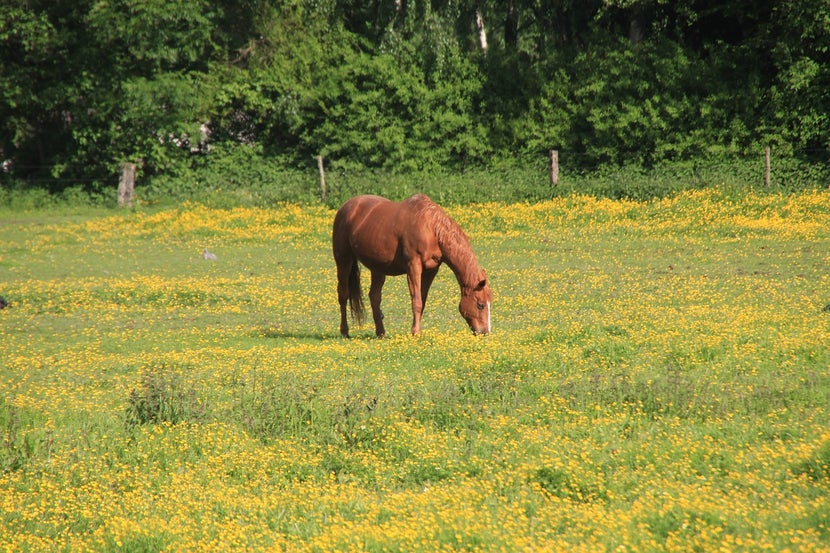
[[2, 0, 829, 193]]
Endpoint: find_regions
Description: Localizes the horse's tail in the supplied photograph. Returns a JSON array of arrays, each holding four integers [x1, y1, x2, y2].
[[348, 259, 366, 326]]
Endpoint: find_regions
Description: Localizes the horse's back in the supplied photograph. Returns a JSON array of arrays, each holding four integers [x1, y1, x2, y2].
[[333, 194, 436, 272], [334, 195, 392, 235], [337, 193, 430, 215], [333, 195, 395, 259]]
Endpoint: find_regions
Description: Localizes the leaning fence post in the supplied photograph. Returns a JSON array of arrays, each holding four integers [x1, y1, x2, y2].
[[549, 149, 559, 186], [764, 146, 771, 187], [118, 162, 135, 208]]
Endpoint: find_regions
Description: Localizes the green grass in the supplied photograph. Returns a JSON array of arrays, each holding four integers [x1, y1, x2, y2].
[[0, 189, 828, 551]]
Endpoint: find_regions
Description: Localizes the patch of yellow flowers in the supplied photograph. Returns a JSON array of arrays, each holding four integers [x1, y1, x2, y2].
[[1, 189, 829, 551]]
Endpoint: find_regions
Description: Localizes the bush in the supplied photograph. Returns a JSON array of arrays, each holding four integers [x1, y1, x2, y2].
[[126, 366, 205, 428], [6, 148, 827, 210], [0, 398, 52, 473]]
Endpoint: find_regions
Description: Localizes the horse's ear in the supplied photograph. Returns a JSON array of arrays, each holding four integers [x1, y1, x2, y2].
[[475, 270, 487, 290]]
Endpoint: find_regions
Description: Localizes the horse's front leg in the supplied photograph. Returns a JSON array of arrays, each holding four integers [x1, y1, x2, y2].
[[369, 271, 387, 338], [420, 268, 438, 309], [406, 264, 424, 335]]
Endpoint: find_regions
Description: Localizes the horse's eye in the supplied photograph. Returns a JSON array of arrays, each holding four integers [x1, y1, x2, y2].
[[477, 302, 485, 310]]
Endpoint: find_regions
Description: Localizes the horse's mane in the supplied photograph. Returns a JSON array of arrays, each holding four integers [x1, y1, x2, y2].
[[409, 194, 482, 287]]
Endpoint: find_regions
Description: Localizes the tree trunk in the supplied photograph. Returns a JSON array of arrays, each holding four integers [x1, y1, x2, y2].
[[505, 0, 518, 49], [628, 3, 646, 45], [317, 155, 327, 201], [476, 6, 489, 52]]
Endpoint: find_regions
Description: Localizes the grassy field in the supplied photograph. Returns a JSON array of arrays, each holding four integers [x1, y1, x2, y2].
[[1, 189, 829, 551]]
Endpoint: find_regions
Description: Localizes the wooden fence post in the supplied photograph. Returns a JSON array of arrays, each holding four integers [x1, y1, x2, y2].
[[549, 149, 559, 186], [118, 162, 135, 208], [764, 146, 771, 187], [317, 155, 327, 202]]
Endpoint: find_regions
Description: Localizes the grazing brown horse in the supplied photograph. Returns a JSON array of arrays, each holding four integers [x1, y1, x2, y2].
[[332, 194, 491, 337]]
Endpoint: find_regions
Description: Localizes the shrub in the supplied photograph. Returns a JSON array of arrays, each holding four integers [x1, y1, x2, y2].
[[0, 398, 52, 473], [125, 366, 204, 427]]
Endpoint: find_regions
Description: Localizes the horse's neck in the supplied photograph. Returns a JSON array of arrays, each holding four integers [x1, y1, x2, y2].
[[447, 252, 481, 290], [434, 217, 480, 288]]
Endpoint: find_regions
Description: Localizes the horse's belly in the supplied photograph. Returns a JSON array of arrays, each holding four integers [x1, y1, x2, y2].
[[356, 253, 408, 276]]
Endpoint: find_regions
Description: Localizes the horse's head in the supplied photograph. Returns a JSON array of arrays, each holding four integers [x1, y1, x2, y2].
[[459, 273, 491, 335]]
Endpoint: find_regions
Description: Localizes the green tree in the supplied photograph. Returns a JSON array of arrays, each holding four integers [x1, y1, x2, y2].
[[204, 1, 337, 158], [302, 9, 489, 171], [766, 0, 830, 154], [80, 0, 219, 178], [1, 1, 83, 186], [1, 0, 226, 189], [2, 0, 827, 193]]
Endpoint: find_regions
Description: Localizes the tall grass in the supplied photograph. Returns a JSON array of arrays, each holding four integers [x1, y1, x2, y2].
[[3, 154, 827, 211]]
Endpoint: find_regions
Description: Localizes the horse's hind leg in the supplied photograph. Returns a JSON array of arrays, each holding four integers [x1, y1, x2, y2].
[[369, 271, 387, 338], [336, 260, 352, 338]]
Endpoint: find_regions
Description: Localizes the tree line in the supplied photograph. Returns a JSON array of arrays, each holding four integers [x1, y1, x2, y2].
[[1, 0, 829, 192]]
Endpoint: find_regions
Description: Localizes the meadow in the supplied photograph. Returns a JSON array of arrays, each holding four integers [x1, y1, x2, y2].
[[1, 188, 828, 551]]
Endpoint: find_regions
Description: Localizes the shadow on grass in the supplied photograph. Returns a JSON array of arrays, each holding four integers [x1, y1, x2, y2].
[[255, 326, 401, 342], [253, 326, 333, 341]]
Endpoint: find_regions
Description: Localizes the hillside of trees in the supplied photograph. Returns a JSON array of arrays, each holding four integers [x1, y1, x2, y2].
[[2, 0, 829, 196]]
